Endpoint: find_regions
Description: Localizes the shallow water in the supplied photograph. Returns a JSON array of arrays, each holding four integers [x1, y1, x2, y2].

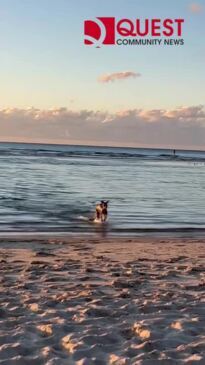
[[0, 142, 205, 236]]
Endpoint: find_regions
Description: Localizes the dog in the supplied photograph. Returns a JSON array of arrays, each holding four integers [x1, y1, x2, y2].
[[95, 200, 109, 222]]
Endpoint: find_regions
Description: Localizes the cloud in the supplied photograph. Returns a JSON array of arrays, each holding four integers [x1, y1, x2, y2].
[[0, 105, 205, 149], [98, 71, 141, 83], [189, 2, 203, 13]]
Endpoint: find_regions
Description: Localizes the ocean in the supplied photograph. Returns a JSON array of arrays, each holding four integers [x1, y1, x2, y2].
[[0, 142, 205, 237]]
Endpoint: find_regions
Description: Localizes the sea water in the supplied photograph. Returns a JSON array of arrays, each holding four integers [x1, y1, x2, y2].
[[0, 142, 205, 236]]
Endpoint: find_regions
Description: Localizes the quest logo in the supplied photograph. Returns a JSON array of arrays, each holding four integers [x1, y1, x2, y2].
[[84, 17, 185, 47]]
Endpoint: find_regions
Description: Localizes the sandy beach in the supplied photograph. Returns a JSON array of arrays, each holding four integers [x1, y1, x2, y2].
[[0, 236, 205, 365]]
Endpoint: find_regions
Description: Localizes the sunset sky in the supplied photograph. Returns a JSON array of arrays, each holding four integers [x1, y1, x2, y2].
[[0, 0, 204, 148]]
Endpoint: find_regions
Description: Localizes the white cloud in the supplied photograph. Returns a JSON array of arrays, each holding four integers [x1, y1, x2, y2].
[[0, 105, 204, 149], [98, 71, 141, 83]]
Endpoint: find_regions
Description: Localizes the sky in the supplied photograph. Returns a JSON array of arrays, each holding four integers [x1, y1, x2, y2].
[[0, 0, 204, 149]]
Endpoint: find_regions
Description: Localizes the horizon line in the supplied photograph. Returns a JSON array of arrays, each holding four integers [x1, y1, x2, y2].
[[0, 139, 205, 153]]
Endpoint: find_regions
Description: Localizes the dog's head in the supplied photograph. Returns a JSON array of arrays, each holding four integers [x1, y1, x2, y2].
[[100, 200, 109, 209]]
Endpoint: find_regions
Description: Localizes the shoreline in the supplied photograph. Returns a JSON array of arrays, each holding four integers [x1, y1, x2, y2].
[[0, 237, 204, 364], [1, 230, 205, 242]]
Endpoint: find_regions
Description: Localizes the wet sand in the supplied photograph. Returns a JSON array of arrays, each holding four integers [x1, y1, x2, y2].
[[0, 237, 205, 364]]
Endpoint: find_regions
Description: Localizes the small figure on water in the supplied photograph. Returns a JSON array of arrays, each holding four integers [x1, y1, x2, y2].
[[94, 200, 109, 222]]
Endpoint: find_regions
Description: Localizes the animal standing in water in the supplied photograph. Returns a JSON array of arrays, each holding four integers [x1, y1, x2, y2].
[[94, 201, 109, 222]]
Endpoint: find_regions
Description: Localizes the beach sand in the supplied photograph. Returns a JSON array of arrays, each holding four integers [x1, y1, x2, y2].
[[0, 236, 204, 364]]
